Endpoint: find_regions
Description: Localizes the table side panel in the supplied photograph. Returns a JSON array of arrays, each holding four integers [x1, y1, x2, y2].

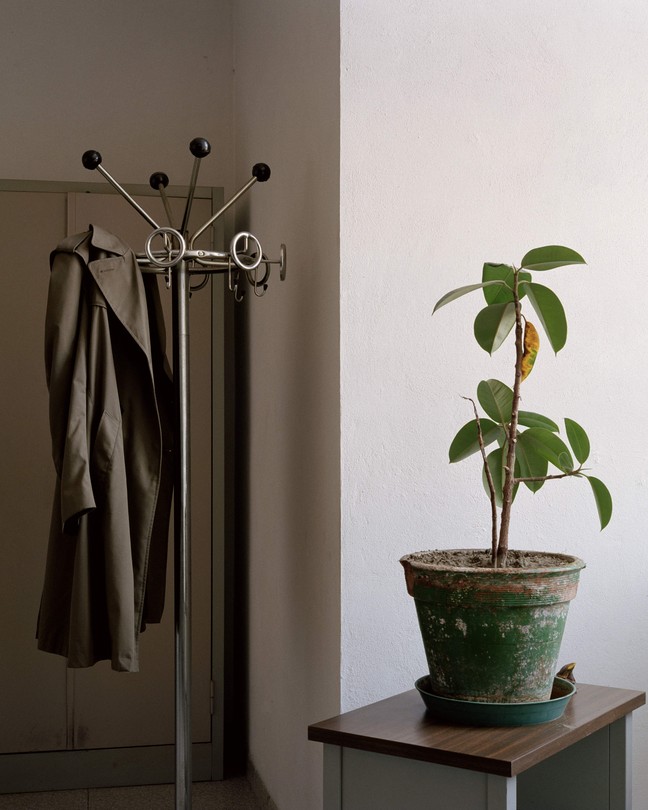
[[341, 747, 489, 810], [517, 725, 610, 810]]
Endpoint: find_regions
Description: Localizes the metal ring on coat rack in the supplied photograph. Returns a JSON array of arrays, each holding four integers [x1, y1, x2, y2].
[[230, 231, 263, 271], [144, 227, 187, 268]]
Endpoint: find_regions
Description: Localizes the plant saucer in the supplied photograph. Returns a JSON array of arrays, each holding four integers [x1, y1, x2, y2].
[[415, 675, 576, 727]]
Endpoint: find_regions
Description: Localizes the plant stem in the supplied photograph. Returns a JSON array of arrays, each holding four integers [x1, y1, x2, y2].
[[514, 467, 584, 484], [497, 270, 524, 567], [464, 396, 499, 563]]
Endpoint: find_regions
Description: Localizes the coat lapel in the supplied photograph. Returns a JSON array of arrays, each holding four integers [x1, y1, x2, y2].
[[85, 225, 153, 359]]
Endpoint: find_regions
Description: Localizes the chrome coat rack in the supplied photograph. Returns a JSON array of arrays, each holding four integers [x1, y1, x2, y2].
[[82, 138, 286, 810]]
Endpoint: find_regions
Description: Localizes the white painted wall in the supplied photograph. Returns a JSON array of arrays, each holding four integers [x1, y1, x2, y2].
[[232, 2, 340, 809], [340, 0, 648, 803]]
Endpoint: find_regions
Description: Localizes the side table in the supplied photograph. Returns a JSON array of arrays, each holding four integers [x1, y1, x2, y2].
[[308, 683, 645, 810]]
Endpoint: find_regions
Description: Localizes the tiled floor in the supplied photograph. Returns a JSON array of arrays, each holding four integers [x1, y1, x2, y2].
[[0, 778, 266, 809]]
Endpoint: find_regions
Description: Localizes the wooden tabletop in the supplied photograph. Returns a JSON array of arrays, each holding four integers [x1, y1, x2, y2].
[[308, 683, 645, 777]]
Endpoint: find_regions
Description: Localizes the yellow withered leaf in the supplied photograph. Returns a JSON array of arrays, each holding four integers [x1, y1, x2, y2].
[[521, 321, 539, 381]]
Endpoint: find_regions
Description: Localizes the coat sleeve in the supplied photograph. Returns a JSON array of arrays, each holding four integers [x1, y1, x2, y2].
[[45, 250, 96, 533]]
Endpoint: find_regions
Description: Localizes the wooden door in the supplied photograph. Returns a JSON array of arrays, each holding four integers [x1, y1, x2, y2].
[[0, 182, 226, 790]]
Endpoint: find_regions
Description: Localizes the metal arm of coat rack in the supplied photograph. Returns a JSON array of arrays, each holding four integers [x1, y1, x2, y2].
[[83, 139, 286, 810]]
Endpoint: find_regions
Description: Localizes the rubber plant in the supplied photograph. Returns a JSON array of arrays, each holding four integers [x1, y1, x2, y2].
[[433, 245, 612, 568]]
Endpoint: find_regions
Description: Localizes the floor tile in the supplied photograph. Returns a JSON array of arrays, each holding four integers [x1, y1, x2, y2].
[[89, 783, 172, 809], [194, 779, 265, 809], [0, 778, 265, 810], [0, 789, 88, 809], [88, 778, 264, 809]]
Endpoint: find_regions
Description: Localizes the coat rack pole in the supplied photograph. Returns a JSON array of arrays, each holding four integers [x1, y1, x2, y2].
[[173, 259, 193, 810]]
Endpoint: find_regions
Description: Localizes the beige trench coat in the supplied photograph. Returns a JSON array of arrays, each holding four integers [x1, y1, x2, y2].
[[37, 225, 173, 672]]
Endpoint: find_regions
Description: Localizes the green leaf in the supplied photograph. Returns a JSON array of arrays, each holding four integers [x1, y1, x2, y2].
[[482, 447, 503, 506], [518, 411, 559, 431], [564, 418, 590, 465], [519, 427, 574, 472], [449, 419, 504, 463], [516, 431, 549, 492], [584, 475, 612, 530], [474, 302, 516, 354], [520, 282, 567, 353], [433, 280, 511, 314], [482, 444, 518, 506], [482, 264, 532, 305], [477, 379, 513, 425], [520, 245, 586, 271]]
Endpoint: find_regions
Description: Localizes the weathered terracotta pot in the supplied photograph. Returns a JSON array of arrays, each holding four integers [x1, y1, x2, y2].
[[400, 549, 585, 703]]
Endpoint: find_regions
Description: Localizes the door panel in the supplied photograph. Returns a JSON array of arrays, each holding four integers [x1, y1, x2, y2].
[[0, 191, 69, 754], [0, 185, 220, 762]]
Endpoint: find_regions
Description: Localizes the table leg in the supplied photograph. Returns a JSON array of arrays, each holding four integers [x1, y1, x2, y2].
[[487, 774, 517, 809], [609, 715, 632, 810], [323, 744, 342, 810]]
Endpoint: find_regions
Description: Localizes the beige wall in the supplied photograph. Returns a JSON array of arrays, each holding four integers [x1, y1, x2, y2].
[[1, 2, 341, 807], [232, 1, 341, 808], [0, 0, 234, 190]]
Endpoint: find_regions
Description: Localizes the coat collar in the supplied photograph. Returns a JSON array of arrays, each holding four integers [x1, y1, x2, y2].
[[53, 224, 130, 266], [89, 223, 130, 257], [83, 226, 153, 359], [63, 223, 130, 263]]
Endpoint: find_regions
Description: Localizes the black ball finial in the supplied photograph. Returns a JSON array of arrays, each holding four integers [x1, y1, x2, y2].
[[82, 150, 102, 170], [150, 172, 170, 190], [189, 138, 211, 158], [252, 163, 271, 182]]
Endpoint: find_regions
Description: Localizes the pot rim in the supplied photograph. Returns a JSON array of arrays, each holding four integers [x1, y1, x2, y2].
[[400, 548, 586, 575]]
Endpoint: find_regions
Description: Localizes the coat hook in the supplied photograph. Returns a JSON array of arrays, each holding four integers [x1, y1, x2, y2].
[[189, 163, 271, 249], [150, 172, 175, 229], [180, 137, 211, 237], [82, 150, 161, 231]]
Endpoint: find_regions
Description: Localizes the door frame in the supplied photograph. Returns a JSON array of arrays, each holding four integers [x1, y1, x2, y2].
[[0, 179, 233, 792]]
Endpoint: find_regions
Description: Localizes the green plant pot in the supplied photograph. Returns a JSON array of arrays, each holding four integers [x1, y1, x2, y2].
[[400, 549, 585, 703]]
